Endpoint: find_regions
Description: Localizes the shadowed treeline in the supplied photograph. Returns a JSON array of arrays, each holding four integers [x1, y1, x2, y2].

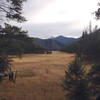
[[0, 23, 46, 55], [61, 28, 100, 62]]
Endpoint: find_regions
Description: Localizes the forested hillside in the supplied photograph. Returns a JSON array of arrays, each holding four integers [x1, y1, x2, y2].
[[0, 24, 46, 55], [51, 35, 79, 45], [61, 29, 100, 61], [33, 38, 65, 50], [33, 36, 78, 51]]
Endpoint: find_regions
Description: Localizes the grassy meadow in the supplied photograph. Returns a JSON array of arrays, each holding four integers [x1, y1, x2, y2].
[[0, 52, 75, 100]]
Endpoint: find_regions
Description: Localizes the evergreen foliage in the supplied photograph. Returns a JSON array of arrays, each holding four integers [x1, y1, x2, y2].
[[0, 0, 26, 22], [63, 57, 90, 100], [0, 0, 27, 79], [0, 24, 46, 55], [61, 29, 100, 61], [88, 64, 100, 98], [0, 56, 11, 73]]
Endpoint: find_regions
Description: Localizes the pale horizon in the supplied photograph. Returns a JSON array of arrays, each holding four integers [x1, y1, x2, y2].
[[18, 0, 100, 39]]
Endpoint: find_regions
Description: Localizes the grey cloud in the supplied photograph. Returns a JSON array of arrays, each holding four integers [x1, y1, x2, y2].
[[23, 0, 54, 16], [22, 22, 82, 39], [22, 0, 82, 39]]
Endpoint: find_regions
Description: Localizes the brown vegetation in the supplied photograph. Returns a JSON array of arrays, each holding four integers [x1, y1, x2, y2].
[[0, 52, 75, 100]]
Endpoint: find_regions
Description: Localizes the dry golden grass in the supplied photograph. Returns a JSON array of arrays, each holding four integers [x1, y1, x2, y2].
[[0, 52, 75, 100]]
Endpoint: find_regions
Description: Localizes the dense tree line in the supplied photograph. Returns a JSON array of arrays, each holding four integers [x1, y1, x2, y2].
[[0, 23, 46, 55], [61, 29, 100, 61]]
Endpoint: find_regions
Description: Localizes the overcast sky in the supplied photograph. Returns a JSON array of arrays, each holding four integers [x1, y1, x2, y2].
[[20, 0, 100, 39]]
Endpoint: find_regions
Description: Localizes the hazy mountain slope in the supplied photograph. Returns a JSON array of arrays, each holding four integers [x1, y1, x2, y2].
[[32, 35, 79, 51], [51, 35, 79, 45], [33, 38, 65, 50]]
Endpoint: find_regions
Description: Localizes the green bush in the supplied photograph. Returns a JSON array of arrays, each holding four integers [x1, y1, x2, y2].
[[63, 57, 91, 100], [88, 64, 100, 98]]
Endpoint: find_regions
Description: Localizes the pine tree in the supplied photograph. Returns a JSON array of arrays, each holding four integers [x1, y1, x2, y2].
[[0, 55, 11, 73], [0, 55, 12, 81], [0, 0, 26, 22], [0, 0, 27, 81], [63, 57, 90, 100], [88, 64, 100, 99]]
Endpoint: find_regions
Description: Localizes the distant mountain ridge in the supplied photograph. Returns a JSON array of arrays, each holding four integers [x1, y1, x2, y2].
[[51, 35, 79, 45], [33, 35, 79, 50]]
